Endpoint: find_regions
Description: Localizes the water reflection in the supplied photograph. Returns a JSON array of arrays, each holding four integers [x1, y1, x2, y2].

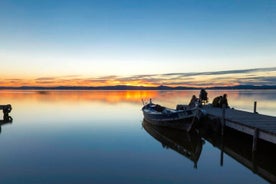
[[1, 90, 275, 116], [0, 90, 160, 104], [143, 116, 276, 183], [142, 120, 204, 168], [199, 119, 276, 183], [0, 90, 274, 183], [36, 91, 50, 95], [0, 115, 13, 133]]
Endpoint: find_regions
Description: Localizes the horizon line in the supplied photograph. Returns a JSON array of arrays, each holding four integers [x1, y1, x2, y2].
[[1, 84, 276, 90]]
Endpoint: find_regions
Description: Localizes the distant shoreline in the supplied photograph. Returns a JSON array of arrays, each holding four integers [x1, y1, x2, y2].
[[1, 85, 276, 90]]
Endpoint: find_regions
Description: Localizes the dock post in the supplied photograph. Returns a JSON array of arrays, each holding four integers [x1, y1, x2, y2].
[[221, 105, 226, 136], [252, 128, 259, 153], [220, 148, 224, 167], [220, 106, 225, 169], [220, 136, 224, 167], [252, 150, 257, 173], [253, 101, 257, 113]]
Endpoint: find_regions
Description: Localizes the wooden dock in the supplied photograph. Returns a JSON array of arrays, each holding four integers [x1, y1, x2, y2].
[[202, 105, 276, 146]]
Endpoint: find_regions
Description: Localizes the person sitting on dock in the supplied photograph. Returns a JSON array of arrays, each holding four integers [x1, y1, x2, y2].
[[212, 96, 222, 107], [220, 94, 229, 108], [199, 89, 208, 105], [189, 95, 198, 108], [212, 94, 229, 108]]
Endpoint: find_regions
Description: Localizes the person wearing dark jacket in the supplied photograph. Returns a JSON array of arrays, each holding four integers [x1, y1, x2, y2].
[[220, 94, 229, 108], [212, 96, 222, 107], [199, 89, 208, 105]]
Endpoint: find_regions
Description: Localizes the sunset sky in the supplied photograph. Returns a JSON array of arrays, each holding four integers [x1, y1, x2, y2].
[[0, 0, 275, 87]]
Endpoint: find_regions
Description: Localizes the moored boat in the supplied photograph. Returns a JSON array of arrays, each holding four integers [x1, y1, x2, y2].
[[142, 100, 203, 132]]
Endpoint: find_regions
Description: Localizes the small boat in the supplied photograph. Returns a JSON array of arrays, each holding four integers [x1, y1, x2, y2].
[[142, 120, 204, 168], [142, 100, 203, 132]]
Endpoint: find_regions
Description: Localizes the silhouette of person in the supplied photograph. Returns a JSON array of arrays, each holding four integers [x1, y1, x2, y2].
[[212, 96, 222, 107], [199, 89, 208, 105], [189, 95, 198, 107], [220, 94, 229, 108]]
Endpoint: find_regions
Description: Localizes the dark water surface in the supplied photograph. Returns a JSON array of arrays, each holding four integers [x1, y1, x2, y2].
[[0, 90, 275, 183]]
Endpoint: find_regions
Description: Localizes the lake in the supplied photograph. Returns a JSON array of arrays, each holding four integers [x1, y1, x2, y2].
[[0, 90, 275, 184]]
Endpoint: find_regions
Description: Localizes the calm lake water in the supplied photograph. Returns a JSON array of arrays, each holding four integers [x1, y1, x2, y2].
[[0, 90, 275, 184]]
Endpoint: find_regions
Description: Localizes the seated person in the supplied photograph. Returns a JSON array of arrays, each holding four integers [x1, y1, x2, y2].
[[212, 96, 222, 107], [212, 94, 229, 108], [220, 94, 229, 108], [199, 89, 208, 105], [189, 95, 198, 107]]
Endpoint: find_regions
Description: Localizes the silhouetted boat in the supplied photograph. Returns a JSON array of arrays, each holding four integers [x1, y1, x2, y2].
[[142, 100, 203, 132], [142, 120, 204, 168]]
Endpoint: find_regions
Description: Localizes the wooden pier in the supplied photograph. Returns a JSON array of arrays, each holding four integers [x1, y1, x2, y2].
[[201, 105, 276, 147]]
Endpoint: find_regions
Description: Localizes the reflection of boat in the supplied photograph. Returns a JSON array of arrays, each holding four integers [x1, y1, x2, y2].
[[142, 101, 202, 132], [142, 120, 204, 168]]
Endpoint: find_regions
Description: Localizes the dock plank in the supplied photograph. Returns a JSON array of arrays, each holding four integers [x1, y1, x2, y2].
[[202, 106, 276, 144]]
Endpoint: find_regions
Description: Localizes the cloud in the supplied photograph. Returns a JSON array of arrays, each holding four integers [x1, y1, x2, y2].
[[163, 67, 276, 77], [6, 78, 21, 81], [33, 67, 276, 87], [138, 67, 276, 87], [35, 77, 57, 81], [1, 67, 276, 87]]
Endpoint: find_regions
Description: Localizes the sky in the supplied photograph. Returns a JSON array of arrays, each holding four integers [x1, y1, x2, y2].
[[0, 0, 275, 87]]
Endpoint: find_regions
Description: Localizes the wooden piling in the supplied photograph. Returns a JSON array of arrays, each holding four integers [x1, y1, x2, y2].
[[221, 105, 226, 136], [252, 128, 259, 153], [220, 136, 224, 167], [254, 101, 257, 113], [220, 149, 224, 166]]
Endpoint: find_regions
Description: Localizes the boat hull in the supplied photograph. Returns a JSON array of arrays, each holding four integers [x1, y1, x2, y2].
[[142, 108, 198, 131]]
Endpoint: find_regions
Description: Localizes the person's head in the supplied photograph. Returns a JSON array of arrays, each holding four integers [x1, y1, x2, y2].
[[223, 94, 227, 98]]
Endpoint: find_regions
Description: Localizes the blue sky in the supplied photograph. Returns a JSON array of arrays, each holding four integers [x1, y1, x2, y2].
[[0, 0, 275, 86]]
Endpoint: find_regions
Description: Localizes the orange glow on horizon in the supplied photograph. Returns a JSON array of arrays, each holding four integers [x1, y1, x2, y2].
[[0, 77, 159, 87], [0, 78, 237, 88], [1, 68, 275, 88], [1, 89, 240, 107], [0, 90, 160, 105]]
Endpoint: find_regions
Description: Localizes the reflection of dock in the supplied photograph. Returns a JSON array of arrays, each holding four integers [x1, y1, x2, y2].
[[199, 125, 276, 183], [202, 106, 276, 147], [142, 121, 204, 168]]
